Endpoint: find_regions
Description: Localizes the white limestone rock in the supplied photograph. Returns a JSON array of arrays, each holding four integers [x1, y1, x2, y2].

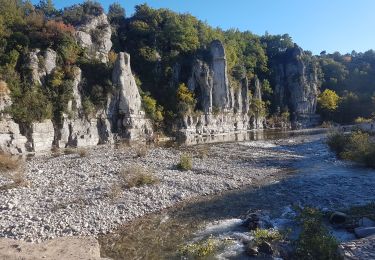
[[67, 67, 83, 112], [59, 117, 100, 148], [110, 52, 153, 140], [273, 44, 321, 126], [210, 40, 232, 110], [0, 119, 27, 154], [26, 48, 57, 85], [29, 120, 55, 152], [75, 13, 112, 63]]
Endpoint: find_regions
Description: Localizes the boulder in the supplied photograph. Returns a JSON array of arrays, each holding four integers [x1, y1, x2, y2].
[[354, 227, 375, 238], [28, 120, 55, 152], [359, 217, 375, 228], [0, 119, 27, 154], [329, 211, 347, 225], [258, 241, 273, 255]]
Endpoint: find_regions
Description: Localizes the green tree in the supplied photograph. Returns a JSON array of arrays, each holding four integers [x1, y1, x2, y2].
[[37, 0, 57, 17], [176, 83, 196, 115], [317, 89, 340, 121], [318, 89, 339, 111], [108, 2, 125, 24]]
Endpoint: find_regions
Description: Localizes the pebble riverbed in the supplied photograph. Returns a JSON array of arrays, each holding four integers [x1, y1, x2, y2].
[[0, 140, 298, 243]]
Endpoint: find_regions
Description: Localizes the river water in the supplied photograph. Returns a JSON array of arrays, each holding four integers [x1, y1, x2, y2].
[[100, 130, 375, 259]]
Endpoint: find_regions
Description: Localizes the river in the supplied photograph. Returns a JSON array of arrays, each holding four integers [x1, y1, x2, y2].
[[99, 129, 375, 259]]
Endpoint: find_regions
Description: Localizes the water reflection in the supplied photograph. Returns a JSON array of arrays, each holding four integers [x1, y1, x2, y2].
[[184, 128, 328, 145]]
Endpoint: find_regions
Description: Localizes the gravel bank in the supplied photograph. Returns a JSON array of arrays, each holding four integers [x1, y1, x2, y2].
[[0, 140, 298, 243]]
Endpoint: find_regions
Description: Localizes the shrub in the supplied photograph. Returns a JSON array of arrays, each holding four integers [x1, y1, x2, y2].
[[0, 170, 28, 191], [355, 117, 373, 124], [64, 148, 76, 155], [327, 131, 348, 156], [179, 237, 219, 258], [119, 164, 158, 188], [0, 153, 21, 172], [177, 153, 193, 171], [78, 148, 88, 157], [253, 228, 282, 245], [176, 83, 196, 115], [108, 182, 123, 200], [327, 130, 375, 168], [10, 86, 53, 125], [82, 97, 96, 118], [134, 145, 148, 158], [293, 207, 341, 260]]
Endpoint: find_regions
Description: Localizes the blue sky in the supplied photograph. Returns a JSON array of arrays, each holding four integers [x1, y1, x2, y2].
[[31, 0, 375, 54]]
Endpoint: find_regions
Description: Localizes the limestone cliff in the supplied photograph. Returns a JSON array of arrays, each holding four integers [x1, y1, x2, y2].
[[26, 48, 57, 86], [0, 13, 153, 154], [182, 40, 263, 140], [110, 52, 153, 140], [273, 44, 321, 127], [75, 13, 112, 63]]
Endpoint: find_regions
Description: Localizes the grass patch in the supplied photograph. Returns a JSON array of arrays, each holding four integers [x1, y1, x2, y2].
[[64, 148, 77, 155], [134, 145, 148, 158], [293, 207, 342, 260], [0, 170, 28, 191], [78, 148, 88, 157], [178, 237, 219, 258], [327, 130, 375, 168], [0, 153, 21, 172], [108, 183, 123, 200], [177, 153, 193, 171], [253, 228, 283, 245], [119, 164, 158, 188]]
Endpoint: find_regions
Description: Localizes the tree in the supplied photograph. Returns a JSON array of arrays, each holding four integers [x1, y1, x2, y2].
[[318, 89, 339, 111], [37, 0, 57, 18], [176, 83, 196, 115], [108, 2, 125, 24]]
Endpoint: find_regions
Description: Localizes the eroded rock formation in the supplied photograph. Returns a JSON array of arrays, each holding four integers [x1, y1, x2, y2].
[[182, 40, 263, 140], [0, 14, 152, 154], [110, 52, 153, 140], [75, 13, 112, 63], [0, 81, 28, 154], [26, 48, 57, 86], [273, 44, 321, 127]]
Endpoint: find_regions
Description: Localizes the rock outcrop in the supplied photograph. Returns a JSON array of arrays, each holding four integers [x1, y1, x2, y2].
[[76, 13, 112, 63], [273, 44, 321, 127], [182, 40, 263, 141], [110, 52, 153, 139], [0, 82, 28, 154], [0, 12, 155, 154], [26, 48, 57, 85]]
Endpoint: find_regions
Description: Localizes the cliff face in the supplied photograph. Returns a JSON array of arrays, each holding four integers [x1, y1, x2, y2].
[[273, 45, 321, 127], [75, 13, 112, 63], [0, 14, 152, 154], [182, 40, 264, 140], [110, 53, 153, 139]]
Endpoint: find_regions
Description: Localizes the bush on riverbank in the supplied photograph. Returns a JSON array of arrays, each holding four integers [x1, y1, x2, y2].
[[327, 130, 375, 168], [293, 207, 341, 260], [0, 153, 20, 172], [119, 164, 159, 188], [177, 153, 193, 171]]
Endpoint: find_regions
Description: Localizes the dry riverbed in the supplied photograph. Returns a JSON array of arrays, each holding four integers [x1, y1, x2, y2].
[[0, 135, 304, 258]]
